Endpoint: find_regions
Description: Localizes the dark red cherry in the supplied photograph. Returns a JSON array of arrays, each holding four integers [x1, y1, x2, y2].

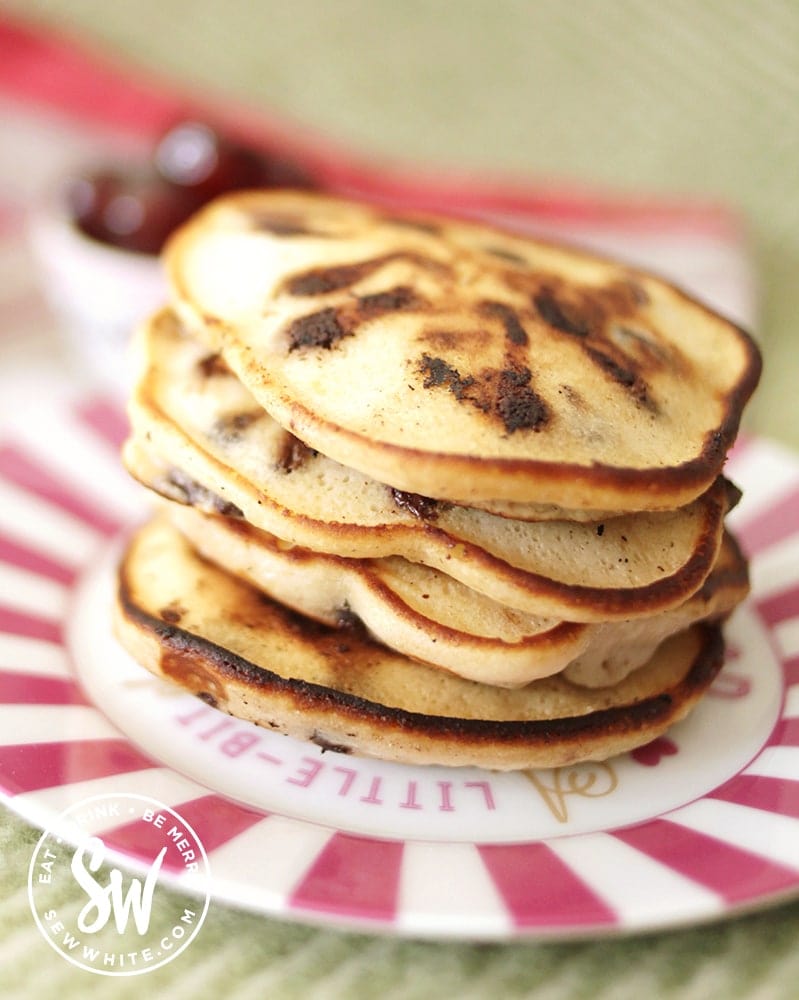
[[67, 169, 199, 255], [155, 121, 263, 198]]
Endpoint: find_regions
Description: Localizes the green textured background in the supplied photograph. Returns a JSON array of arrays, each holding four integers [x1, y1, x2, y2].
[[2, 2, 799, 997]]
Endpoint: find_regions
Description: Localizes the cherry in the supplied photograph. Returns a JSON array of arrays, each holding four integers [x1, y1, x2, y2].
[[67, 169, 199, 255], [65, 120, 318, 255]]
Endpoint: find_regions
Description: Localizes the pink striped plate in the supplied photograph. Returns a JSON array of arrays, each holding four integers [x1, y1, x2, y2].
[[1, 390, 798, 940]]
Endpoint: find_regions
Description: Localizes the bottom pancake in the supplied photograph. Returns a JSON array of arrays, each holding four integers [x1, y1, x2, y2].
[[113, 517, 727, 770]]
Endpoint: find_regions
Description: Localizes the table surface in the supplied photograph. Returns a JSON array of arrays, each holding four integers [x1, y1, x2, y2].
[[1, 3, 798, 998]]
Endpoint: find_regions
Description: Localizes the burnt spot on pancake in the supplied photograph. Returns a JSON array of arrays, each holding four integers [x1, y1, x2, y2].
[[609, 324, 667, 361], [197, 691, 219, 708], [159, 602, 186, 624], [496, 366, 549, 433], [390, 488, 441, 520], [533, 287, 592, 337], [276, 431, 317, 473], [421, 328, 492, 353], [357, 285, 420, 313], [481, 301, 529, 346], [160, 468, 244, 519], [287, 260, 378, 295], [246, 210, 317, 236], [419, 354, 476, 401], [285, 251, 453, 297], [287, 307, 348, 350], [586, 347, 655, 409], [418, 354, 548, 434], [197, 352, 231, 378]]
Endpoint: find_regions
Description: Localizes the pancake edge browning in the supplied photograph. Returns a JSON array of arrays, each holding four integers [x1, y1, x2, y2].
[[114, 521, 727, 770]]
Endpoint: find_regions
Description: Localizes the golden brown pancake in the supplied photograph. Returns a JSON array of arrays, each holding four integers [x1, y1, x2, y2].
[[165, 190, 761, 511], [123, 309, 730, 623], [114, 517, 728, 770], [167, 500, 748, 689]]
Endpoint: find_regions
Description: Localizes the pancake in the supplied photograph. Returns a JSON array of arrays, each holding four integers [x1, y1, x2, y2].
[[167, 500, 748, 688], [123, 309, 729, 623], [165, 190, 761, 511], [114, 516, 728, 770]]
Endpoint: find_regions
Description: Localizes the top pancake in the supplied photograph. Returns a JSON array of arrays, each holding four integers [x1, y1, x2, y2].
[[165, 190, 761, 510]]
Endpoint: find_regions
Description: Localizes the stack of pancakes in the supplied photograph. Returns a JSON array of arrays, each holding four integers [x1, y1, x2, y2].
[[115, 191, 761, 770]]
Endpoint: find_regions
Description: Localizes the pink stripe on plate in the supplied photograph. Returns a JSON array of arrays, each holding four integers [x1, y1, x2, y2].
[[754, 583, 799, 629], [477, 841, 616, 928], [708, 773, 799, 819], [289, 833, 403, 922], [0, 444, 121, 536], [0, 669, 88, 706], [612, 818, 798, 904], [0, 738, 156, 795], [781, 656, 799, 688], [0, 606, 61, 644], [0, 530, 76, 585], [73, 398, 129, 452], [101, 794, 266, 873], [738, 485, 799, 558], [768, 715, 799, 746]]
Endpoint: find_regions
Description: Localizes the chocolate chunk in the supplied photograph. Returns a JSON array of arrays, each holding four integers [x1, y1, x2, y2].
[[159, 603, 185, 624], [212, 410, 261, 443], [534, 289, 591, 337], [496, 367, 549, 433], [358, 285, 419, 312], [390, 488, 440, 520], [276, 432, 316, 472], [287, 308, 348, 350], [162, 469, 243, 518], [481, 301, 528, 346], [310, 731, 352, 755], [197, 352, 230, 378], [334, 604, 362, 630], [419, 354, 476, 401]]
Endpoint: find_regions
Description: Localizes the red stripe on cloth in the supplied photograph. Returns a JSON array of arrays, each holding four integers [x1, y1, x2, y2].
[[289, 832, 403, 922], [477, 841, 616, 928], [0, 18, 181, 138], [781, 657, 799, 688], [101, 794, 265, 874], [0, 444, 121, 536], [0, 19, 742, 238], [708, 773, 799, 818], [0, 738, 156, 795], [73, 397, 129, 452], [768, 715, 799, 746], [0, 531, 75, 584], [612, 819, 797, 904], [0, 669, 87, 706], [738, 486, 799, 558], [0, 606, 60, 644]]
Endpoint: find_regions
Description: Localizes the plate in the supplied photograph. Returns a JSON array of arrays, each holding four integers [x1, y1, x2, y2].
[[2, 390, 799, 940]]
